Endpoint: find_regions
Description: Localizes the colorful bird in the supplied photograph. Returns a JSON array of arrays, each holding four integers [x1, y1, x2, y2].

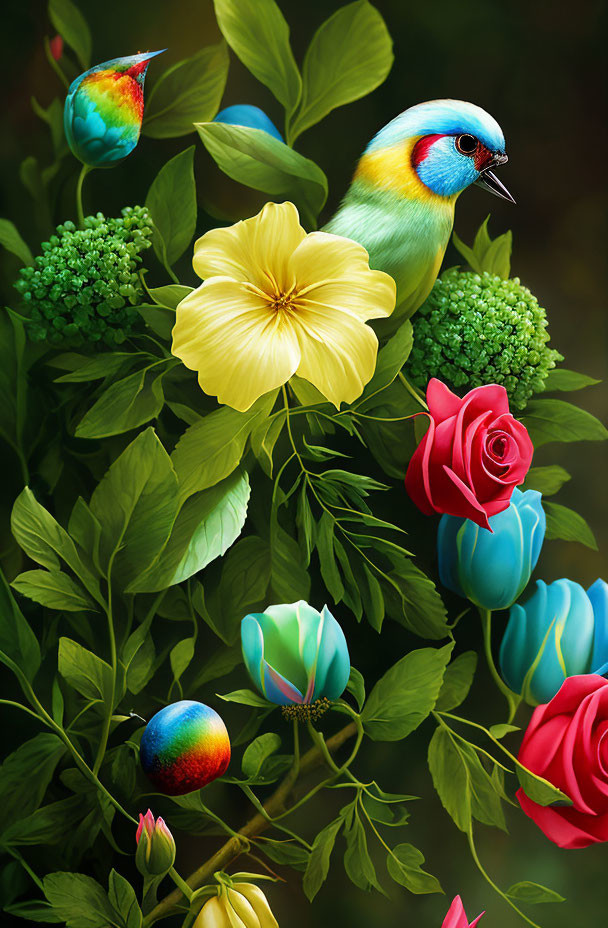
[[64, 50, 164, 167], [324, 99, 513, 329]]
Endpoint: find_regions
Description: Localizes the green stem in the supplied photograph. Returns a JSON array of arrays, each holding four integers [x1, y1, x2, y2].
[[480, 608, 521, 723], [467, 827, 542, 928], [75, 164, 92, 227], [398, 371, 428, 410], [168, 867, 193, 902], [292, 718, 300, 778], [92, 582, 117, 776]]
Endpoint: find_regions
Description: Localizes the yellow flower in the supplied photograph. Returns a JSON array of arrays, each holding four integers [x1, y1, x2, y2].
[[194, 883, 279, 928], [171, 202, 396, 412]]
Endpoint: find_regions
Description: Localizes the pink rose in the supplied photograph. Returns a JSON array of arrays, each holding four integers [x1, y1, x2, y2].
[[517, 674, 608, 848], [442, 895, 484, 927], [405, 379, 533, 529]]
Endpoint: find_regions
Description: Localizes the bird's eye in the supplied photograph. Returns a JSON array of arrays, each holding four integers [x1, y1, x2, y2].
[[455, 134, 478, 155]]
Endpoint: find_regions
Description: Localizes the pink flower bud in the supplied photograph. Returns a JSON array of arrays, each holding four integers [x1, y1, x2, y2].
[[441, 896, 484, 928], [49, 35, 63, 61], [135, 809, 176, 877]]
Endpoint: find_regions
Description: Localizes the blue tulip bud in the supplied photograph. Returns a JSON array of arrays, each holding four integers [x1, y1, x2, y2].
[[213, 105, 284, 142], [437, 488, 545, 610], [241, 601, 350, 706], [499, 578, 608, 705]]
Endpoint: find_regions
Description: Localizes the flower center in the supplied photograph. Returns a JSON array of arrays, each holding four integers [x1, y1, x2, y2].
[[487, 431, 508, 461], [271, 292, 294, 311]]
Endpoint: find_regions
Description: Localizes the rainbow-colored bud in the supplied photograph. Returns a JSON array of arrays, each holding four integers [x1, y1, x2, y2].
[[213, 105, 283, 142], [241, 601, 350, 706], [135, 809, 175, 877], [64, 50, 164, 167], [140, 701, 231, 796]]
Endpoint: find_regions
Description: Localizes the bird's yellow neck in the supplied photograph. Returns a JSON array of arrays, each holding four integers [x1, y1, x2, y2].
[[355, 136, 458, 208]]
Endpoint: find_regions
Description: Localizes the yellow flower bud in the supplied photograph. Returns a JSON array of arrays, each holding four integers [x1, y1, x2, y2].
[[194, 884, 279, 928]]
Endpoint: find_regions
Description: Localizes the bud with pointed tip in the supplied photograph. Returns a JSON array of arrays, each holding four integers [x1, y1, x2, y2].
[[135, 809, 175, 877]]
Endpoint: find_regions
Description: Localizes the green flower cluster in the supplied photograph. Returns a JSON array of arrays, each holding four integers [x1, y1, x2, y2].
[[15, 206, 153, 346], [407, 269, 563, 409]]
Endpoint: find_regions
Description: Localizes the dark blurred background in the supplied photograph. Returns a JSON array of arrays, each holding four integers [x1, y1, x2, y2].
[[2, 0, 607, 925]]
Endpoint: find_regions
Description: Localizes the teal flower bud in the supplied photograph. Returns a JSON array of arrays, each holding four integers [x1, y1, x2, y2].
[[499, 579, 608, 705], [438, 488, 546, 610], [241, 601, 350, 707], [135, 809, 175, 877]]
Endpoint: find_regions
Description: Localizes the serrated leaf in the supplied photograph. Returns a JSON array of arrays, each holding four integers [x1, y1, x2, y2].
[[289, 0, 393, 142], [144, 42, 229, 138], [362, 644, 453, 741]]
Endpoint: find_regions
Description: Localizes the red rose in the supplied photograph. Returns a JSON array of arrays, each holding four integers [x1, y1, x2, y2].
[[404, 379, 533, 529], [516, 674, 608, 849]]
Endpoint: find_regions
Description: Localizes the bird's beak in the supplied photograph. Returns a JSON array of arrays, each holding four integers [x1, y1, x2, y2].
[[475, 153, 515, 203]]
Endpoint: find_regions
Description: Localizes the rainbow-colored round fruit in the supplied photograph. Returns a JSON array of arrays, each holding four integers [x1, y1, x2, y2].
[[140, 701, 231, 796]]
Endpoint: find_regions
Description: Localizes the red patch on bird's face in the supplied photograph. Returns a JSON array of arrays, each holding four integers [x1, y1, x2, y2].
[[412, 134, 446, 166], [473, 144, 495, 172]]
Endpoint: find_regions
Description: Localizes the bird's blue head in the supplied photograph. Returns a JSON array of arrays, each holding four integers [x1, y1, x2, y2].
[[366, 99, 514, 202]]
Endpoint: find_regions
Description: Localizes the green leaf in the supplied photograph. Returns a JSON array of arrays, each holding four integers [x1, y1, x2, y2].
[[127, 469, 250, 593], [453, 216, 512, 278], [89, 429, 179, 590], [213, 0, 301, 113], [0, 734, 66, 833], [544, 368, 600, 392], [489, 723, 520, 739], [108, 870, 143, 928], [343, 811, 381, 892], [43, 872, 118, 928], [54, 352, 136, 384], [172, 393, 277, 501], [4, 900, 63, 923], [516, 763, 572, 807], [521, 398, 608, 447], [11, 569, 94, 612], [214, 535, 272, 645], [148, 284, 193, 310], [303, 818, 343, 901], [0, 309, 27, 454], [362, 643, 453, 741], [256, 838, 309, 871], [346, 667, 365, 711], [241, 733, 281, 778], [250, 413, 286, 478], [48, 0, 92, 69], [124, 628, 155, 695], [505, 881, 565, 905], [0, 218, 34, 266], [75, 368, 165, 439], [11, 487, 98, 598], [143, 41, 229, 138], [58, 637, 113, 704], [358, 320, 412, 405], [169, 638, 195, 688], [270, 500, 311, 602], [218, 689, 273, 708], [195, 122, 327, 227], [2, 796, 87, 848], [435, 651, 477, 712], [0, 569, 41, 683], [522, 465, 571, 496], [544, 501, 597, 549], [384, 558, 450, 640], [386, 843, 442, 895], [289, 0, 393, 142], [145, 147, 197, 267], [427, 727, 471, 832]]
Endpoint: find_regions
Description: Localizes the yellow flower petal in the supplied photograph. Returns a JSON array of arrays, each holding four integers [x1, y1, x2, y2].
[[193, 202, 305, 293], [289, 231, 396, 321], [194, 896, 232, 928], [172, 278, 301, 412], [292, 301, 380, 407]]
